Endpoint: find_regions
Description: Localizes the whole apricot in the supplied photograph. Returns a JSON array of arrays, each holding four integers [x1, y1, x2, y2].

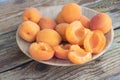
[[56, 12, 65, 24], [61, 3, 82, 23], [79, 15, 90, 28], [36, 29, 62, 46], [39, 17, 56, 29], [19, 21, 40, 42], [22, 7, 41, 23], [90, 13, 112, 33], [55, 23, 69, 41]]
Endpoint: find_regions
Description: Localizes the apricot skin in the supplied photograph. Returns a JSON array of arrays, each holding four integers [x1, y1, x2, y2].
[[61, 3, 82, 23], [55, 23, 69, 41], [22, 7, 41, 23], [18, 21, 40, 42], [79, 15, 90, 28], [39, 17, 56, 29], [56, 12, 65, 24], [90, 13, 112, 33], [29, 42, 54, 60], [36, 29, 62, 47]]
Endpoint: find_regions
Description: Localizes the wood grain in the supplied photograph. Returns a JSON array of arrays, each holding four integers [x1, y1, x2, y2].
[[0, 0, 120, 80]]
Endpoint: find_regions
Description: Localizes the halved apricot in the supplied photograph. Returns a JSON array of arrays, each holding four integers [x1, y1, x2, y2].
[[54, 44, 71, 59], [66, 21, 90, 45], [68, 45, 92, 64], [84, 30, 106, 54], [29, 42, 54, 60]]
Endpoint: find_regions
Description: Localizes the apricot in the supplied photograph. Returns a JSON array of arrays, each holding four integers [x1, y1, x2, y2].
[[36, 29, 62, 47], [39, 17, 56, 29], [84, 30, 106, 54], [66, 21, 90, 45], [55, 23, 69, 41], [22, 7, 41, 23], [18, 21, 40, 42], [29, 42, 54, 60], [54, 44, 71, 59], [68, 45, 92, 64], [79, 15, 90, 28], [56, 12, 65, 24], [90, 13, 112, 33], [61, 3, 82, 23]]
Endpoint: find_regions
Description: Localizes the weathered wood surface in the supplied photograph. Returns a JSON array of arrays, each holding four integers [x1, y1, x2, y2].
[[0, 0, 120, 80]]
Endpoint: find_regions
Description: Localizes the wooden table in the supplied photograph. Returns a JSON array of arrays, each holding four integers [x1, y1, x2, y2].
[[0, 0, 120, 80]]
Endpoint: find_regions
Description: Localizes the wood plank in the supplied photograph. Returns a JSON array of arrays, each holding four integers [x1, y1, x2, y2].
[[0, 30, 32, 73], [0, 28, 120, 80]]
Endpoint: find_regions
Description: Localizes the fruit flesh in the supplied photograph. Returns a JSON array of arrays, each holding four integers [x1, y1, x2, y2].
[[29, 42, 54, 60], [68, 45, 92, 64], [54, 44, 71, 59], [84, 30, 106, 54]]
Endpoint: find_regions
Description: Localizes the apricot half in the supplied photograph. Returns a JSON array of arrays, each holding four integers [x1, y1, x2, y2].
[[55, 23, 69, 41], [61, 3, 82, 23], [68, 45, 92, 64], [29, 42, 54, 60], [36, 29, 62, 47], [90, 13, 112, 33], [22, 7, 41, 23], [18, 21, 40, 42], [54, 44, 71, 59], [39, 17, 56, 29], [66, 21, 90, 45], [84, 30, 106, 54]]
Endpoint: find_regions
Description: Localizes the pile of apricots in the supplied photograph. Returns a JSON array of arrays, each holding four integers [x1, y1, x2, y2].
[[18, 3, 112, 64]]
